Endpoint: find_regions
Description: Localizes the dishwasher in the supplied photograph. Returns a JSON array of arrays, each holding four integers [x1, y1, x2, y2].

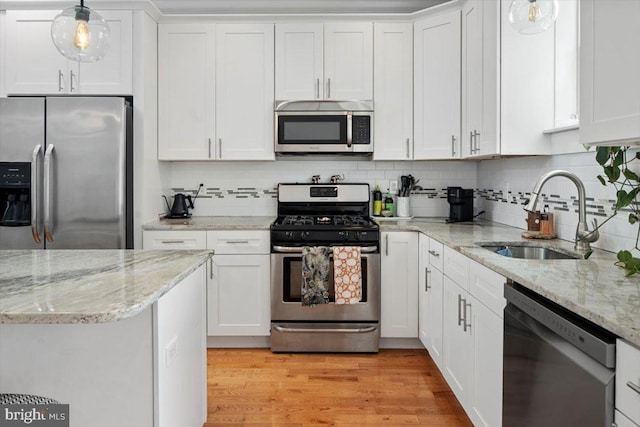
[[503, 281, 616, 427]]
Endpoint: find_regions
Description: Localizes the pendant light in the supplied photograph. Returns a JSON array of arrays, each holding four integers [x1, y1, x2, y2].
[[51, 0, 111, 63], [508, 0, 559, 35]]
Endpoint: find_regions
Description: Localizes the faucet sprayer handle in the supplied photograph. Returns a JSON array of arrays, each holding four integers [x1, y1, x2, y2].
[[586, 218, 600, 242]]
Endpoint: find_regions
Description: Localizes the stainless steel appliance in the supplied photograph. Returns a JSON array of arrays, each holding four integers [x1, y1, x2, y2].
[[503, 281, 616, 427], [274, 100, 373, 155], [0, 97, 133, 250], [270, 183, 381, 352]]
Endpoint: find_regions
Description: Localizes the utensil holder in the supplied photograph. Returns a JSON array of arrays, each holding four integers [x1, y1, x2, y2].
[[396, 197, 410, 217]]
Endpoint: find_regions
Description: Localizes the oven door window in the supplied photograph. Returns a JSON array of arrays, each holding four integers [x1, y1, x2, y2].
[[277, 115, 347, 145], [282, 255, 368, 303]]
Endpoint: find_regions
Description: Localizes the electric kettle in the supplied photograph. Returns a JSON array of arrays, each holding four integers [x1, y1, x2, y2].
[[166, 193, 194, 218]]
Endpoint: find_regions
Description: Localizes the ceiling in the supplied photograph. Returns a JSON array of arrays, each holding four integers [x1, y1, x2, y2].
[[150, 0, 452, 15]]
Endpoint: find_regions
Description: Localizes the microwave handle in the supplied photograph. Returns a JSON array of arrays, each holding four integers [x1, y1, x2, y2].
[[346, 112, 353, 148]]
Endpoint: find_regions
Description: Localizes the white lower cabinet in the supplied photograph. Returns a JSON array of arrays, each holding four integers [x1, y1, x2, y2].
[[381, 231, 419, 338], [206, 230, 270, 336], [616, 339, 640, 426], [419, 234, 444, 368], [207, 254, 270, 336], [143, 229, 271, 338], [422, 239, 504, 426]]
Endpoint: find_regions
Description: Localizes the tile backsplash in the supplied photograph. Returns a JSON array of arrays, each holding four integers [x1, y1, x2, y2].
[[166, 150, 637, 255], [167, 160, 477, 218], [477, 150, 639, 254]]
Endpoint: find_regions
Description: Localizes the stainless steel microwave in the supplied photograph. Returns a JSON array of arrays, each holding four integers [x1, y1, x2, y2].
[[274, 100, 373, 155]]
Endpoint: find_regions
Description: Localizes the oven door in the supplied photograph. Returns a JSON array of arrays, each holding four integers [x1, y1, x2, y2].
[[270, 246, 380, 322]]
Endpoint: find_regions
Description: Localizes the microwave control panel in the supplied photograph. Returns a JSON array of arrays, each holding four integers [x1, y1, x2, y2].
[[352, 116, 371, 144]]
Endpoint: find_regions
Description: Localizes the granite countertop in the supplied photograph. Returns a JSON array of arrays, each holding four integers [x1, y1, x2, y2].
[[142, 216, 274, 231], [378, 217, 640, 347], [140, 215, 640, 346], [0, 250, 212, 324]]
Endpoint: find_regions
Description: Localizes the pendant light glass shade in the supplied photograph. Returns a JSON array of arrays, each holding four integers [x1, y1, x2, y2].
[[51, 2, 110, 63], [508, 0, 559, 35]]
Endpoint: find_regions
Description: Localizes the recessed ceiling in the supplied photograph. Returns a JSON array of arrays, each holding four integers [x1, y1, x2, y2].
[[151, 0, 452, 15]]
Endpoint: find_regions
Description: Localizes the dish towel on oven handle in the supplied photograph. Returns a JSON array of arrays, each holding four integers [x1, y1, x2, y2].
[[333, 246, 362, 304], [301, 246, 331, 306]]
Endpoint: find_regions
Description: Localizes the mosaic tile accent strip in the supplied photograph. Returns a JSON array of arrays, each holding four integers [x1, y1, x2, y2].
[[172, 187, 278, 199], [477, 189, 620, 218]]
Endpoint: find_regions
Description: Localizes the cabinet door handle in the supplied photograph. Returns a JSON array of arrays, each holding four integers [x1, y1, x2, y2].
[[463, 300, 472, 332], [209, 257, 214, 279], [457, 294, 463, 326], [327, 78, 331, 99], [451, 135, 456, 157], [70, 70, 76, 93], [469, 131, 474, 155], [385, 234, 389, 256], [218, 138, 222, 159], [473, 130, 480, 153], [425, 267, 431, 292], [406, 138, 410, 158], [208, 138, 212, 158], [428, 250, 440, 258], [58, 70, 64, 92], [627, 381, 640, 395], [316, 78, 320, 99]]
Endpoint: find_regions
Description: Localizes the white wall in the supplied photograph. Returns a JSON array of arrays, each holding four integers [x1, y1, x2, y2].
[[477, 149, 639, 254], [166, 160, 478, 218]]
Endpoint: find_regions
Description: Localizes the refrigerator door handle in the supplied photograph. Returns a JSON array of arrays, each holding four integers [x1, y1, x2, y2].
[[31, 145, 43, 243], [44, 144, 55, 243]]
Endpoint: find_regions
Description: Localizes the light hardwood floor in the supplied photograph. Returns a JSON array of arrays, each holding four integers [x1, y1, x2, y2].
[[205, 349, 473, 426]]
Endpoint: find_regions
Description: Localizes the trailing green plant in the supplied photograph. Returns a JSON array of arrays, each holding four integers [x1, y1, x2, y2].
[[589, 146, 640, 275]]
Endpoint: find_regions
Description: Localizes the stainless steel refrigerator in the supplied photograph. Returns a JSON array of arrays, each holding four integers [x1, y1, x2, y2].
[[0, 97, 133, 249]]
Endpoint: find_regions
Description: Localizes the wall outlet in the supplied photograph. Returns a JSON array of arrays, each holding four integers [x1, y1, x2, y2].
[[390, 180, 399, 195], [165, 336, 178, 368]]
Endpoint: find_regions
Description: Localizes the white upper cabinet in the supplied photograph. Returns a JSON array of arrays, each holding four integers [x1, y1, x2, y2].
[[462, 0, 554, 158], [4, 10, 132, 95], [158, 23, 274, 161], [274, 23, 323, 100], [580, 0, 640, 146], [414, 10, 461, 160], [158, 24, 216, 160], [373, 22, 413, 160], [275, 22, 373, 101], [215, 24, 275, 160]]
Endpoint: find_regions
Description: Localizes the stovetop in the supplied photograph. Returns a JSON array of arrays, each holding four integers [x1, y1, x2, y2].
[[276, 215, 377, 228]]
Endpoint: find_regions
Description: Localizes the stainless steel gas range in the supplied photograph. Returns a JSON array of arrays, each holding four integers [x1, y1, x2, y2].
[[270, 183, 381, 353]]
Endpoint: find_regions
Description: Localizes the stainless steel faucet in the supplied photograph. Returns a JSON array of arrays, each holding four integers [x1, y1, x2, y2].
[[523, 170, 599, 253]]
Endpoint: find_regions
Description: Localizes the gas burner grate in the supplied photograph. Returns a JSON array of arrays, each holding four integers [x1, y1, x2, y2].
[[282, 215, 314, 226]]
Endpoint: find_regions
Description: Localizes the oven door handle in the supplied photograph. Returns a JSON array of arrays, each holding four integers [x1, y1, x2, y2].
[[272, 245, 378, 254], [273, 325, 377, 334]]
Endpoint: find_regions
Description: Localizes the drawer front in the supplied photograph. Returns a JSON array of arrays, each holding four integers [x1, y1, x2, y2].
[[428, 238, 444, 272], [616, 339, 640, 424], [443, 245, 469, 290], [469, 259, 506, 318], [143, 231, 207, 250], [207, 230, 269, 254], [615, 409, 639, 427]]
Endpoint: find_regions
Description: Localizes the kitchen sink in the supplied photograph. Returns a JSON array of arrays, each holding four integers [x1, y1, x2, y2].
[[477, 242, 582, 260]]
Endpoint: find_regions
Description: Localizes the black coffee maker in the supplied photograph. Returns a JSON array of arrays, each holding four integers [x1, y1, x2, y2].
[[446, 187, 474, 223]]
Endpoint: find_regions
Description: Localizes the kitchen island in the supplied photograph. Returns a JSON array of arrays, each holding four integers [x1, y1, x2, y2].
[[0, 250, 212, 427]]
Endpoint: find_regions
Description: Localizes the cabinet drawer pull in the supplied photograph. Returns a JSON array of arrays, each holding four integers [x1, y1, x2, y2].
[[224, 240, 250, 244], [628, 381, 640, 395], [160, 240, 186, 244], [463, 300, 472, 332], [428, 250, 440, 257]]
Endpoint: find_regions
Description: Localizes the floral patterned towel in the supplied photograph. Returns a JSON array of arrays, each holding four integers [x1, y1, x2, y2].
[[332, 246, 362, 304], [301, 246, 331, 306]]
